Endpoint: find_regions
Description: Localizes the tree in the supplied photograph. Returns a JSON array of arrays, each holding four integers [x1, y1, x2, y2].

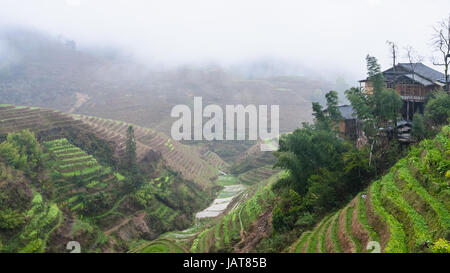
[[325, 91, 342, 123], [0, 130, 42, 177], [432, 14, 450, 91], [405, 46, 424, 82], [303, 169, 339, 214], [125, 125, 137, 171], [404, 46, 425, 121], [312, 91, 342, 132], [366, 55, 386, 95], [274, 127, 350, 195], [312, 102, 327, 129], [345, 87, 370, 117], [124, 125, 143, 190], [272, 189, 303, 232], [348, 56, 401, 132], [411, 113, 426, 140], [387, 41, 399, 84], [424, 90, 450, 126], [378, 89, 403, 125], [0, 208, 25, 230], [365, 55, 387, 123], [346, 56, 404, 170]]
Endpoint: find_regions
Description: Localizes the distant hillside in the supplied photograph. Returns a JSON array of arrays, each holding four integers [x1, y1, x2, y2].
[[0, 27, 334, 135], [290, 126, 449, 253]]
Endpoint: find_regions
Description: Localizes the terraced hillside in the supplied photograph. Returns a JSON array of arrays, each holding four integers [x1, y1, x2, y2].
[[76, 115, 220, 190], [230, 142, 277, 175], [131, 172, 281, 253], [42, 138, 122, 214], [0, 104, 85, 136], [0, 105, 220, 252], [291, 126, 450, 253], [237, 165, 279, 185], [200, 150, 230, 172], [0, 160, 63, 253], [193, 174, 278, 253]]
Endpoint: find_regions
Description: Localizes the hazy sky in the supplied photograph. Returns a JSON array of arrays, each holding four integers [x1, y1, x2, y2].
[[0, 0, 449, 82]]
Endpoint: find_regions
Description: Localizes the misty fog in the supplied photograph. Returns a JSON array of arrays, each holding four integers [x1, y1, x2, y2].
[[1, 0, 449, 83]]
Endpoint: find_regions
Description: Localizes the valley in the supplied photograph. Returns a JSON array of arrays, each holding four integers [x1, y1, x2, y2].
[[0, 17, 449, 255], [0, 103, 279, 253], [0, 102, 448, 253]]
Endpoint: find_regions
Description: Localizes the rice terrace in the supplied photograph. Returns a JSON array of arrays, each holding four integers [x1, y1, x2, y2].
[[0, 1, 449, 268]]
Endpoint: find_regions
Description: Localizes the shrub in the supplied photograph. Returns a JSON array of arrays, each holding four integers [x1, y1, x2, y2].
[[431, 238, 450, 253], [424, 90, 450, 126], [0, 208, 25, 229]]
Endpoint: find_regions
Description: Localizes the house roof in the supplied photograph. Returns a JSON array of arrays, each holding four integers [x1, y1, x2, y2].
[[396, 63, 445, 83], [402, 73, 434, 87], [360, 63, 446, 85], [338, 105, 356, 120]]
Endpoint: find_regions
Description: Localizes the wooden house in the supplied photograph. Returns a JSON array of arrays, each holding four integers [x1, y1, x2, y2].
[[325, 104, 359, 141], [359, 63, 446, 121]]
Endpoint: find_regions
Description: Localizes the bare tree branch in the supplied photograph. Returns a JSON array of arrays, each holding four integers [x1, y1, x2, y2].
[[431, 14, 450, 91]]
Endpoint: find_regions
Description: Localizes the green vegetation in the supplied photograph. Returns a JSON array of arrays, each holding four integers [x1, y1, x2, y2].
[[319, 216, 333, 253], [42, 138, 121, 215], [15, 192, 62, 253], [431, 238, 450, 253], [216, 175, 236, 186], [412, 113, 426, 140], [270, 64, 407, 237], [290, 125, 449, 253], [267, 54, 450, 254], [306, 214, 331, 253], [114, 172, 125, 181], [379, 172, 432, 248], [293, 231, 311, 252], [169, 173, 280, 254], [370, 177, 408, 253], [356, 195, 379, 242], [424, 90, 450, 126], [141, 239, 186, 253], [397, 166, 450, 233], [345, 206, 362, 252], [0, 70, 448, 254], [330, 212, 342, 253], [0, 129, 41, 178]]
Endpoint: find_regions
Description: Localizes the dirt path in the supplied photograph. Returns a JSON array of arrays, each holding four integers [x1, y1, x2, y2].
[[69, 92, 89, 113], [104, 217, 132, 235], [325, 215, 336, 253], [301, 233, 311, 253], [365, 191, 390, 251], [338, 206, 355, 253], [350, 197, 369, 253], [233, 208, 272, 253]]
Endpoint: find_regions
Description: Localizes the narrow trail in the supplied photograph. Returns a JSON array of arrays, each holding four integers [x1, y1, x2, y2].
[[104, 217, 132, 235], [235, 209, 273, 253]]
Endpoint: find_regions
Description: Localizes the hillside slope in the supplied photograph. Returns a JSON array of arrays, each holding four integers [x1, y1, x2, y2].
[[291, 126, 450, 253], [130, 171, 281, 253], [0, 105, 219, 252], [76, 115, 220, 190], [0, 105, 220, 190], [0, 27, 332, 135]]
